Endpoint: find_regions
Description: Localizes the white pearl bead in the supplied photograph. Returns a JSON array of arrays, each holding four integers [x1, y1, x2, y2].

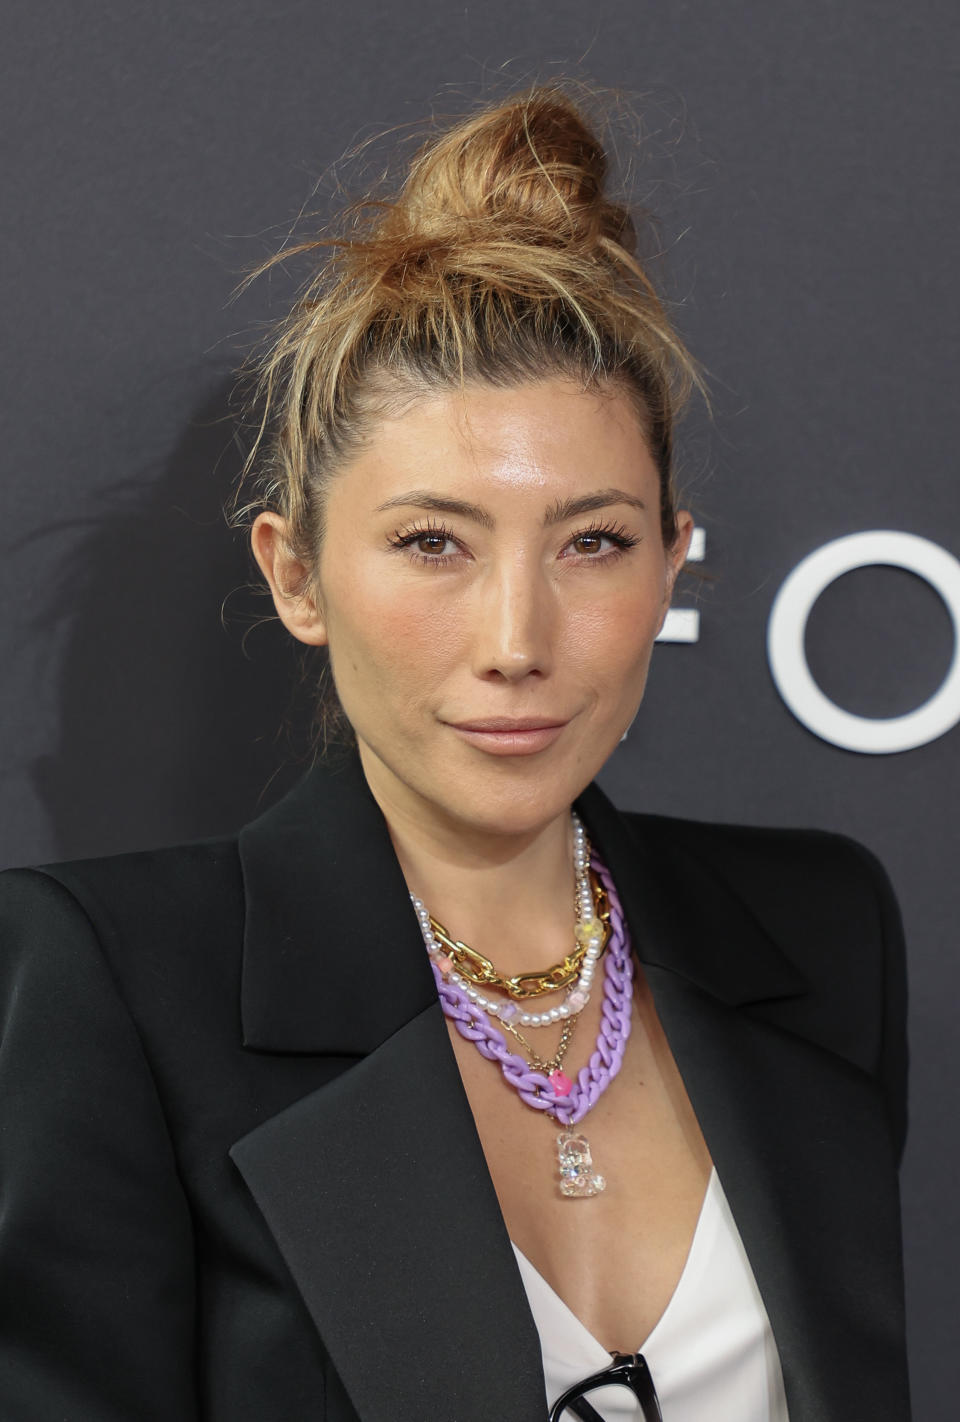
[[558, 1004, 570, 1018], [520, 1014, 532, 1025], [548, 1008, 560, 1022]]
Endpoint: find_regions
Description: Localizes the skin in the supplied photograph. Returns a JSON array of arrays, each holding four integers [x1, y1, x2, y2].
[[252, 376, 712, 1349]]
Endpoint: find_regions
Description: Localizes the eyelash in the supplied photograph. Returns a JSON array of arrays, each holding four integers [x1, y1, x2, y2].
[[386, 519, 640, 568]]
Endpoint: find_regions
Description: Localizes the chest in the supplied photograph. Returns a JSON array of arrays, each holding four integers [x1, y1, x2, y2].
[[446, 972, 714, 1350]]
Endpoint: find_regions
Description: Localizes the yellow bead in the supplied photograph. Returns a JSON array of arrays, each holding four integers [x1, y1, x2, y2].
[[575, 917, 603, 947]]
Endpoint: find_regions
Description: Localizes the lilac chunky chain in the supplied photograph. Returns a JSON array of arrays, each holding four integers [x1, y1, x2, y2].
[[430, 851, 634, 1127]]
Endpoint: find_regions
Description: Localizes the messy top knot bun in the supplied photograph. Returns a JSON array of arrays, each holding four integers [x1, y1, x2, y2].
[[238, 83, 699, 559], [381, 87, 629, 249]]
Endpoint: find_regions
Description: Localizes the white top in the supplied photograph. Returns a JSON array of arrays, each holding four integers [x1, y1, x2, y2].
[[511, 1169, 790, 1421]]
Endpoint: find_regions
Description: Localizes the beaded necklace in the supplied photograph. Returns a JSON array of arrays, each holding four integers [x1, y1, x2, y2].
[[410, 813, 634, 1197]]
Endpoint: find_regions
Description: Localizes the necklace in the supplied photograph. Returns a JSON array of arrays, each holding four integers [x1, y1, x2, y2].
[[427, 865, 608, 1000], [412, 817, 611, 1033], [409, 814, 634, 1197], [500, 1009, 580, 1074]]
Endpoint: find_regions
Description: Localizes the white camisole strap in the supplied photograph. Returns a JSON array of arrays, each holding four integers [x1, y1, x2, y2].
[[511, 1168, 790, 1421]]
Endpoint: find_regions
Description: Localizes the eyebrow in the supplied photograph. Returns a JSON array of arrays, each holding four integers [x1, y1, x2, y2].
[[375, 487, 647, 527]]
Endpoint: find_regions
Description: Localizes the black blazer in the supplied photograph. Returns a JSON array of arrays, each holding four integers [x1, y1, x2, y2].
[[0, 750, 910, 1421]]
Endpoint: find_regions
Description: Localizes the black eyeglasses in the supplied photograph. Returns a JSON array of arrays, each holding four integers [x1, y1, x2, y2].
[[548, 1351, 663, 1422]]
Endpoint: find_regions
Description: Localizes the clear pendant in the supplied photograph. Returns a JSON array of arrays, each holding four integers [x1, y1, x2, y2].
[[556, 1130, 606, 1197]]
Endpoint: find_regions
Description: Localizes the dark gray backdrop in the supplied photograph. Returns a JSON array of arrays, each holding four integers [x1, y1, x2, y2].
[[2, 2, 956, 1415]]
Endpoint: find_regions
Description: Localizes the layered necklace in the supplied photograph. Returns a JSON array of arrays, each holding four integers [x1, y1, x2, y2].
[[410, 814, 634, 1197]]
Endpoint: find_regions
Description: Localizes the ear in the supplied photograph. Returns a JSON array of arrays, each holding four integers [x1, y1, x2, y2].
[[656, 510, 695, 631], [667, 511, 695, 586], [250, 512, 328, 646]]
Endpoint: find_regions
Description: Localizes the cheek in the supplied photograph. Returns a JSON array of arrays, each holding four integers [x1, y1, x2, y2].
[[563, 580, 666, 670], [324, 562, 466, 688]]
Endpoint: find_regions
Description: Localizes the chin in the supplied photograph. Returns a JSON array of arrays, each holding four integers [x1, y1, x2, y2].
[[441, 750, 602, 835]]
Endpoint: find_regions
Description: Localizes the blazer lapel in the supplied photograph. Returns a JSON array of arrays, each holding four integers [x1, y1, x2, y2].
[[236, 749, 436, 1054], [230, 1003, 546, 1422]]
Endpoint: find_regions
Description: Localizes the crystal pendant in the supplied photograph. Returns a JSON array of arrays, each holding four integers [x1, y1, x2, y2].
[[556, 1130, 606, 1197]]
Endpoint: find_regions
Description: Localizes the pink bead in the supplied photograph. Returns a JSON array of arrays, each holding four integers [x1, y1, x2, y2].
[[436, 954, 453, 975], [567, 990, 587, 1011], [549, 1070, 572, 1096]]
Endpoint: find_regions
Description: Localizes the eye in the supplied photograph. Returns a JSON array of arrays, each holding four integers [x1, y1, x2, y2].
[[387, 521, 465, 566], [411, 532, 455, 556], [563, 522, 640, 560]]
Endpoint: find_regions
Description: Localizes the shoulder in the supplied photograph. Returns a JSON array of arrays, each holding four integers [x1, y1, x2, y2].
[[32, 832, 241, 915], [629, 809, 890, 892], [1, 833, 242, 926], [626, 811, 900, 958], [623, 809, 904, 1002], [0, 835, 245, 1023], [623, 809, 908, 1155]]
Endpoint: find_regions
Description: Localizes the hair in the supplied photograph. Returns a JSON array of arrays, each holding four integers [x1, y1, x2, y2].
[[234, 81, 702, 747]]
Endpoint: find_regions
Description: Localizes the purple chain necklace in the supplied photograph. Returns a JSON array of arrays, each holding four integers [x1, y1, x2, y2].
[[416, 847, 634, 1197]]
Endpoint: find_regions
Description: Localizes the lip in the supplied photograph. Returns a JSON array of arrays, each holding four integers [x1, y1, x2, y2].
[[445, 717, 569, 756], [449, 717, 568, 732]]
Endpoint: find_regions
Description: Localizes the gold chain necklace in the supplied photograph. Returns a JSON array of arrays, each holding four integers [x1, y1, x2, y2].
[[427, 867, 610, 1000], [499, 1011, 580, 1073]]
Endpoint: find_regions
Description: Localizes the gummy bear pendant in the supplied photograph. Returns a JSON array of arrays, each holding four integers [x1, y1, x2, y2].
[[556, 1130, 606, 1197]]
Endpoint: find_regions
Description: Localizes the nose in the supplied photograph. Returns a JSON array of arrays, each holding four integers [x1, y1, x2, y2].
[[470, 556, 555, 683]]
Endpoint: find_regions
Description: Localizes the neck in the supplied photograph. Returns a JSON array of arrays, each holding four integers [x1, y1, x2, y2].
[[357, 744, 580, 978]]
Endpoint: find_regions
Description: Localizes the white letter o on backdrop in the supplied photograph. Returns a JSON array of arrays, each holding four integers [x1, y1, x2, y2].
[[767, 531, 960, 754]]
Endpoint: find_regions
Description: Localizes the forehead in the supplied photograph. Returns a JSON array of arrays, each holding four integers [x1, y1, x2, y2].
[[335, 378, 659, 508]]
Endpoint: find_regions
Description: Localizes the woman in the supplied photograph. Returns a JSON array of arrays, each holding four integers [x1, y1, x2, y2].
[[0, 86, 910, 1420]]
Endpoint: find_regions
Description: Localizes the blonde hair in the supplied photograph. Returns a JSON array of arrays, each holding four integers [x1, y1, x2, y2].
[[236, 82, 700, 569], [234, 84, 701, 750]]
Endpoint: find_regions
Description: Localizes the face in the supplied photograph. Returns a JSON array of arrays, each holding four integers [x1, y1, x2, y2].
[[254, 378, 692, 843]]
